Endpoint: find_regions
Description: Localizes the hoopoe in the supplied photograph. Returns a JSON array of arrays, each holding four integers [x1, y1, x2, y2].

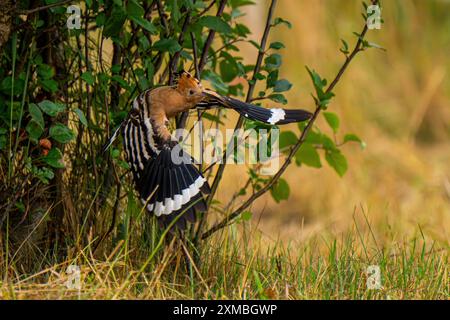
[[102, 71, 312, 230]]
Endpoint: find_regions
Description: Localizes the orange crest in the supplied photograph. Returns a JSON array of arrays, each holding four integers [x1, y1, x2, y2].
[[176, 71, 201, 91]]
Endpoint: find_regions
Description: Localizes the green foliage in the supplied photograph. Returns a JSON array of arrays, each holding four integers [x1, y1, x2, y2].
[[325, 150, 348, 177], [49, 124, 75, 144], [306, 67, 335, 109], [296, 143, 322, 168], [270, 178, 290, 203], [37, 100, 66, 117], [323, 112, 340, 133], [42, 148, 65, 169]]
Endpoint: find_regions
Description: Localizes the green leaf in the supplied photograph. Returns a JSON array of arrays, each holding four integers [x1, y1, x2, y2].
[[269, 41, 285, 50], [37, 64, 54, 79], [42, 147, 65, 168], [241, 211, 252, 221], [325, 150, 348, 177], [96, 12, 106, 27], [295, 143, 321, 168], [268, 93, 287, 105], [273, 79, 292, 93], [273, 17, 292, 29], [340, 39, 349, 55], [29, 103, 44, 129], [0, 76, 24, 96], [230, 0, 255, 8], [49, 124, 75, 144], [40, 79, 58, 93], [111, 148, 120, 159], [264, 54, 282, 70], [111, 75, 130, 89], [198, 16, 232, 34], [128, 3, 157, 35], [323, 112, 340, 133], [15, 201, 25, 213], [32, 166, 54, 184], [234, 23, 251, 37], [266, 70, 279, 89], [26, 120, 43, 142], [74, 108, 88, 127], [279, 131, 298, 150], [344, 133, 366, 149], [168, 0, 181, 22], [104, 5, 127, 38], [126, 0, 144, 17], [322, 134, 337, 151], [271, 178, 290, 203], [220, 58, 239, 82], [306, 66, 335, 109], [38, 100, 66, 117], [117, 160, 130, 170], [153, 38, 182, 54], [81, 72, 95, 85]]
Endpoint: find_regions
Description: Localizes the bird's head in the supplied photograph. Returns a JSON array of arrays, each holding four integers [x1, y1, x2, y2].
[[176, 71, 205, 105]]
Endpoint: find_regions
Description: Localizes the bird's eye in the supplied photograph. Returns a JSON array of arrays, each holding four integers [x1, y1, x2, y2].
[[189, 89, 195, 95]]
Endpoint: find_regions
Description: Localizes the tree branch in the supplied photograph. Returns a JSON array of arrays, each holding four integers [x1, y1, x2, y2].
[[17, 0, 74, 15], [206, 0, 278, 207], [196, 0, 278, 242], [202, 3, 377, 240]]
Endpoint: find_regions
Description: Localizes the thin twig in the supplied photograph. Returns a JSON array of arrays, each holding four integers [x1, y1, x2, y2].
[[169, 8, 193, 85], [176, 0, 227, 129], [198, 0, 227, 73], [190, 32, 200, 77], [197, 1, 217, 18]]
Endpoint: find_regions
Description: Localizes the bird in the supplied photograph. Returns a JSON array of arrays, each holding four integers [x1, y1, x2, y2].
[[102, 71, 312, 231]]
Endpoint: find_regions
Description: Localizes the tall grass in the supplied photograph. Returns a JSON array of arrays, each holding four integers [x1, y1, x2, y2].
[[0, 207, 447, 299]]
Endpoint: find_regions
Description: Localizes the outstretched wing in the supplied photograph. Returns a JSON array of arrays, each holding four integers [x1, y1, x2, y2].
[[136, 148, 210, 230], [120, 98, 209, 230]]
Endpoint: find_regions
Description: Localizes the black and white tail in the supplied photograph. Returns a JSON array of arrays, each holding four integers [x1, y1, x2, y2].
[[224, 96, 312, 125], [202, 89, 313, 125]]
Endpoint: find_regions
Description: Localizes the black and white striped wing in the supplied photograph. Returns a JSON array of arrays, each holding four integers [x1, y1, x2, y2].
[[121, 102, 210, 230], [135, 148, 210, 229]]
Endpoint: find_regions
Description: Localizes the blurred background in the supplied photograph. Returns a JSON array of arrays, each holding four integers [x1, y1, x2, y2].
[[213, 0, 450, 245]]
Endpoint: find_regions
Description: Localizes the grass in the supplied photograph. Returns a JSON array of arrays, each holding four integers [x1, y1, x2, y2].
[[1, 209, 447, 299]]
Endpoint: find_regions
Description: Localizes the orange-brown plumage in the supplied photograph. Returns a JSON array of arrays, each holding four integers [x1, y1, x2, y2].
[[143, 72, 205, 142]]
